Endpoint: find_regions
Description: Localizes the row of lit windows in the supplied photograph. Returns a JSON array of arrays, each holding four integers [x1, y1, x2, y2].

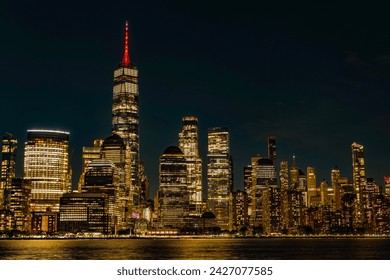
[[114, 68, 138, 78], [113, 83, 138, 94]]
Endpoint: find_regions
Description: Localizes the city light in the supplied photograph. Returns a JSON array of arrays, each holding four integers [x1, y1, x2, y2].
[[1, 22, 390, 239]]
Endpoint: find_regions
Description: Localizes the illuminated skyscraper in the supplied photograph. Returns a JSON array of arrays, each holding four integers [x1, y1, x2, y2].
[[290, 155, 299, 189], [351, 142, 366, 227], [246, 155, 260, 218], [1, 133, 17, 189], [229, 190, 249, 232], [1, 133, 17, 210], [82, 159, 119, 233], [279, 161, 289, 230], [243, 165, 252, 194], [307, 166, 317, 207], [384, 177, 390, 200], [319, 180, 329, 206], [362, 177, 380, 232], [101, 135, 128, 187], [178, 116, 202, 215], [8, 178, 31, 231], [112, 21, 140, 190], [251, 158, 279, 233], [101, 134, 134, 228], [139, 160, 149, 205], [288, 157, 306, 233], [23, 129, 70, 213], [331, 166, 341, 211], [207, 127, 233, 230], [158, 146, 189, 228]]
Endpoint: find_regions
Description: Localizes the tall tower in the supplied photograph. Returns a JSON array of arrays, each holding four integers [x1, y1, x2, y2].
[[331, 166, 341, 211], [178, 116, 202, 215], [306, 166, 317, 207], [23, 129, 70, 213], [351, 142, 366, 227], [82, 159, 119, 233], [158, 146, 189, 228], [207, 127, 233, 230], [8, 178, 31, 232], [251, 158, 279, 233], [112, 21, 140, 189], [279, 161, 289, 231], [100, 134, 133, 228], [1, 133, 18, 209], [288, 156, 305, 231]]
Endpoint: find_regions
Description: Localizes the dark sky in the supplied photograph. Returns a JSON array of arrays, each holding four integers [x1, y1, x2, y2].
[[1, 1, 390, 197]]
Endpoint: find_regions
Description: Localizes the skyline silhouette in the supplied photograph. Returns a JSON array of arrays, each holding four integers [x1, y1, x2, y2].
[[1, 1, 389, 196]]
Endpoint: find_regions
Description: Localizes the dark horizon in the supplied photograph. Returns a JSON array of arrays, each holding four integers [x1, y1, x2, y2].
[[1, 1, 390, 198]]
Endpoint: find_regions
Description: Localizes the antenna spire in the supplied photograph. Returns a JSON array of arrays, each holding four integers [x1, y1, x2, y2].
[[292, 153, 296, 167], [121, 21, 130, 67]]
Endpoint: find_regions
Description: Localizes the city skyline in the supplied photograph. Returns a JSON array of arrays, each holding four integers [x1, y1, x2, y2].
[[1, 1, 390, 196]]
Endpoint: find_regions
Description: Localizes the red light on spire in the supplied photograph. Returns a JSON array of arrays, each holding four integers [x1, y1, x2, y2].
[[121, 21, 130, 67]]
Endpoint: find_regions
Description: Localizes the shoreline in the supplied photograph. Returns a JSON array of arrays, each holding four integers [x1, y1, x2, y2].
[[2, 234, 390, 240]]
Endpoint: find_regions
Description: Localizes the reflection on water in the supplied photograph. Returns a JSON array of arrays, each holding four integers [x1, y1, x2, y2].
[[1, 238, 390, 260]]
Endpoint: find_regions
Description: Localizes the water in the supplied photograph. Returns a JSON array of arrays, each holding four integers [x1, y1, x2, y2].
[[1, 238, 390, 260]]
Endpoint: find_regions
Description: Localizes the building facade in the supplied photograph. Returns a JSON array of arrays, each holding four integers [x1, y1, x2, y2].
[[83, 159, 119, 229], [100, 134, 133, 228], [158, 146, 189, 228], [178, 116, 202, 215], [279, 161, 289, 231], [1, 133, 18, 210], [251, 158, 279, 233], [351, 142, 366, 227], [8, 178, 31, 232], [59, 193, 109, 234], [229, 190, 249, 232], [207, 127, 233, 230], [23, 129, 70, 213], [307, 166, 317, 207]]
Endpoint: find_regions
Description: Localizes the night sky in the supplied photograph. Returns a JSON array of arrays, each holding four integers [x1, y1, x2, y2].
[[1, 1, 390, 197]]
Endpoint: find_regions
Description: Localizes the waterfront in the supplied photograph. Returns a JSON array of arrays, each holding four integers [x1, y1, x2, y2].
[[1, 238, 390, 260]]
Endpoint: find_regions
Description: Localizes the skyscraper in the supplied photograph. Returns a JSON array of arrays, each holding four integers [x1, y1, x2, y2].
[[8, 178, 31, 232], [207, 127, 233, 230], [1, 133, 17, 210], [112, 21, 140, 189], [178, 116, 202, 215], [288, 157, 306, 233], [385, 177, 390, 200], [1, 133, 17, 189], [331, 166, 341, 210], [158, 146, 189, 228], [307, 166, 317, 207], [363, 178, 380, 232], [351, 142, 366, 227], [279, 161, 289, 231], [251, 158, 279, 233], [138, 160, 149, 206], [23, 129, 70, 213], [100, 134, 133, 228], [229, 190, 249, 232], [82, 159, 119, 233]]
